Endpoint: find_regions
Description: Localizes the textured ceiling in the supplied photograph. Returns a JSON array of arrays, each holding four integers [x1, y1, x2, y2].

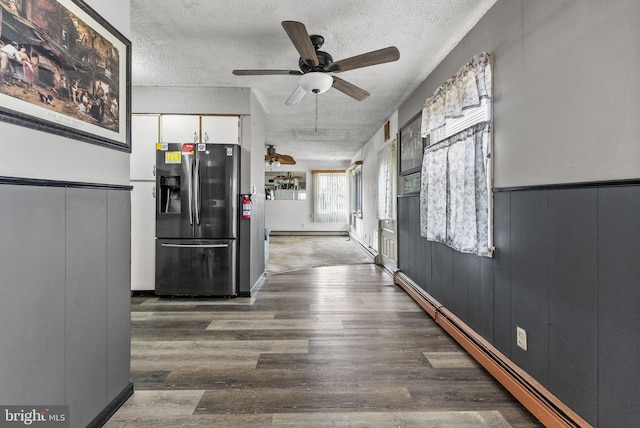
[[130, 0, 496, 162]]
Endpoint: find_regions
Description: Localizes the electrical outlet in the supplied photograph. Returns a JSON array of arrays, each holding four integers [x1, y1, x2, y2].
[[516, 326, 527, 351]]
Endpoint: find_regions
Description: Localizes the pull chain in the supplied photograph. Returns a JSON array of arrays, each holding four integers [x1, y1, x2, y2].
[[315, 94, 319, 133]]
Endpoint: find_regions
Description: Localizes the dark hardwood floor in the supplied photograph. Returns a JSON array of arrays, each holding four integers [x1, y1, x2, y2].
[[106, 264, 541, 427]]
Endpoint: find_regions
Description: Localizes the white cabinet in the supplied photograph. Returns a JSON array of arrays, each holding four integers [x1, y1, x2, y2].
[[130, 181, 156, 291], [160, 114, 239, 144], [201, 115, 239, 144], [160, 114, 200, 143], [131, 114, 159, 181]]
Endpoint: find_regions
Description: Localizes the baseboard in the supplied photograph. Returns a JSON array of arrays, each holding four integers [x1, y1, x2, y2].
[[241, 272, 267, 297], [393, 271, 591, 428], [87, 382, 134, 428], [269, 231, 349, 236], [348, 232, 377, 263]]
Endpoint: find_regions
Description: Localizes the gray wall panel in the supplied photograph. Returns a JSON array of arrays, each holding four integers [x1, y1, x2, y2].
[[402, 196, 420, 284], [466, 254, 481, 333], [492, 191, 511, 355], [106, 190, 132, 400], [422, 238, 433, 296], [66, 188, 108, 426], [440, 246, 454, 307], [597, 186, 640, 427], [397, 197, 410, 274], [452, 251, 469, 322], [510, 190, 549, 385], [250, 194, 266, 290], [430, 242, 443, 302], [414, 226, 427, 291], [548, 189, 597, 424], [0, 185, 66, 404], [479, 256, 494, 342]]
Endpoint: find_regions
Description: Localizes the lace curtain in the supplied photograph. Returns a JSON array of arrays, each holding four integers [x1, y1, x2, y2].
[[419, 52, 493, 257], [377, 140, 396, 221], [420, 123, 491, 256], [421, 52, 492, 138]]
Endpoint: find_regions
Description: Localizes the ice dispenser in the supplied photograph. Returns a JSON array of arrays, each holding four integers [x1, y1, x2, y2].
[[159, 176, 181, 213]]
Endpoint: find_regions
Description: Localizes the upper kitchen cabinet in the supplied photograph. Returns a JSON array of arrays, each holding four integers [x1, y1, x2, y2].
[[131, 114, 160, 181], [201, 115, 239, 144], [160, 115, 201, 143], [160, 115, 240, 144]]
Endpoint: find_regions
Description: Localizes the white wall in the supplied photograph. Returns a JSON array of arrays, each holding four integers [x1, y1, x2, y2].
[[265, 159, 350, 232], [0, 0, 131, 185], [400, 0, 640, 188], [247, 90, 266, 195], [349, 111, 399, 252]]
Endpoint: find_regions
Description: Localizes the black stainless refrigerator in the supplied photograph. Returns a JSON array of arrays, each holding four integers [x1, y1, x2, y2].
[[155, 143, 239, 296]]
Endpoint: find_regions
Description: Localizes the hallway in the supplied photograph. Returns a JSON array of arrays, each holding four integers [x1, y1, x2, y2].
[[106, 264, 540, 427]]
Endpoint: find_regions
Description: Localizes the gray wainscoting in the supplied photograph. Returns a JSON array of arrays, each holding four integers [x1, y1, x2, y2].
[[0, 181, 132, 427], [397, 183, 640, 427]]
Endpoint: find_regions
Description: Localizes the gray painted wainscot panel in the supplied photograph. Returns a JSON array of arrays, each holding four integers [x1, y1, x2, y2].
[[597, 186, 640, 427], [548, 188, 597, 422], [0, 185, 66, 404], [65, 188, 108, 427], [492, 191, 512, 356], [509, 190, 549, 385], [106, 190, 132, 400]]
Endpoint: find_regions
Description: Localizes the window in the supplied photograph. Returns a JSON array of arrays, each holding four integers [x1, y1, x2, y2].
[[312, 170, 347, 223], [420, 52, 493, 257]]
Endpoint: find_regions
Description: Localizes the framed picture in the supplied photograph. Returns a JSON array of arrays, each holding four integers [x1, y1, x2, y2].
[[0, 0, 131, 151], [399, 111, 425, 175], [401, 171, 421, 195]]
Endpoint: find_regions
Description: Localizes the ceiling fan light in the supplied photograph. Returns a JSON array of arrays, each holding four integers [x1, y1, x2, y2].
[[300, 72, 333, 94]]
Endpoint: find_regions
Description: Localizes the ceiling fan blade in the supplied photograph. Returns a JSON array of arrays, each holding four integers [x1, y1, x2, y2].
[[329, 46, 400, 73], [233, 69, 302, 76], [281, 21, 319, 67], [277, 154, 296, 165], [332, 76, 370, 101], [285, 85, 307, 105]]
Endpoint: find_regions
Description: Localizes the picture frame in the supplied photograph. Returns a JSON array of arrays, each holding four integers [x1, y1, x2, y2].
[[0, 0, 131, 152], [399, 110, 425, 176], [401, 171, 421, 195]]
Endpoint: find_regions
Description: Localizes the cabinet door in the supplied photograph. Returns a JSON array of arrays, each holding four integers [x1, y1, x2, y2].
[[201, 115, 239, 144], [161, 114, 200, 144], [131, 114, 160, 180], [131, 181, 156, 290]]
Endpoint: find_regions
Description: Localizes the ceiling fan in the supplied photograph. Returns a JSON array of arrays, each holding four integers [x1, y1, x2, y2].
[[233, 21, 400, 105], [265, 145, 296, 166]]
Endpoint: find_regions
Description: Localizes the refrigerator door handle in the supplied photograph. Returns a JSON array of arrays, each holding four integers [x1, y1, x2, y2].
[[186, 156, 193, 225], [194, 158, 201, 225], [160, 243, 229, 248]]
